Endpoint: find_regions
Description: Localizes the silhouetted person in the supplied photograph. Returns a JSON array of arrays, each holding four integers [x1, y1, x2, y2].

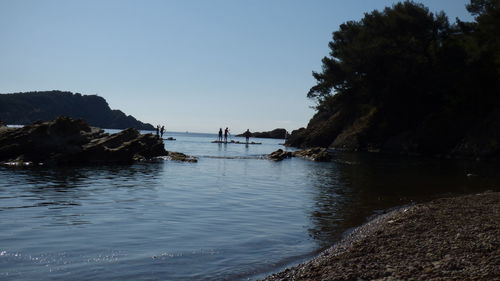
[[218, 128, 223, 142], [244, 129, 251, 144], [224, 127, 229, 143], [156, 125, 160, 136], [160, 125, 165, 138]]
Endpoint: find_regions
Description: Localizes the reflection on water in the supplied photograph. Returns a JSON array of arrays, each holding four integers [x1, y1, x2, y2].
[[1, 164, 163, 226], [306, 152, 500, 247], [1, 133, 499, 281]]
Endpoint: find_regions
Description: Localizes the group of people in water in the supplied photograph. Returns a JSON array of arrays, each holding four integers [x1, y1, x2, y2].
[[154, 124, 252, 143], [155, 125, 166, 138], [218, 127, 230, 142], [217, 127, 252, 144]]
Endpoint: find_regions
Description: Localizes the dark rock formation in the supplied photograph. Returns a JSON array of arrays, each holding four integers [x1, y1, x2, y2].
[[268, 147, 332, 162], [0, 117, 194, 166], [293, 147, 332, 162], [0, 91, 154, 130], [237, 128, 289, 139], [268, 149, 293, 161], [287, 102, 500, 161], [166, 152, 198, 163]]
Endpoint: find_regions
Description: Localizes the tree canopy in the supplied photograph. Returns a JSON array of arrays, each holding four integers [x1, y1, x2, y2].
[[288, 0, 500, 158], [308, 2, 450, 104], [308, 0, 499, 109]]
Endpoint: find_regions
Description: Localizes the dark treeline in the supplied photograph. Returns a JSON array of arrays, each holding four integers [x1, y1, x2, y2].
[[288, 0, 500, 159], [0, 91, 154, 130]]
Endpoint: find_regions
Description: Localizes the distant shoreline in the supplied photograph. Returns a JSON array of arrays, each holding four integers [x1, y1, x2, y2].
[[0, 91, 155, 130], [261, 192, 499, 281]]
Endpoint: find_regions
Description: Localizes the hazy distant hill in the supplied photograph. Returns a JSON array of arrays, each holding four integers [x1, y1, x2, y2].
[[0, 91, 154, 130]]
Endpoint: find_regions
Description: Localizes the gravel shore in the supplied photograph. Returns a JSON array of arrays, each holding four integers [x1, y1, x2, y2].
[[261, 192, 499, 281]]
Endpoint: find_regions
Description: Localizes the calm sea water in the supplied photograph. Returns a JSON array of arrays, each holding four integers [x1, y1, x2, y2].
[[1, 131, 499, 280]]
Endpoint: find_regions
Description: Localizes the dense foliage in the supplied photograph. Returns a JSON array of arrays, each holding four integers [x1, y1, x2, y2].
[[0, 91, 154, 130], [288, 0, 500, 158]]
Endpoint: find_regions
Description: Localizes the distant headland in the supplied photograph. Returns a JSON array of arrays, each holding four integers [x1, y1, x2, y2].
[[0, 91, 154, 130]]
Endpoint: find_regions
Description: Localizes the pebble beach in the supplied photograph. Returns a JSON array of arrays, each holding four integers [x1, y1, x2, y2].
[[262, 192, 499, 281]]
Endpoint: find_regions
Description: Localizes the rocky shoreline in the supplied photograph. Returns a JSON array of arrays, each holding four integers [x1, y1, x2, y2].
[[0, 117, 197, 166], [261, 192, 499, 281]]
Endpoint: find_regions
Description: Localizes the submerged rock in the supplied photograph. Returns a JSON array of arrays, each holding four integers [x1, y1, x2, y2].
[[268, 149, 293, 161], [268, 147, 332, 162], [165, 151, 198, 163], [0, 117, 194, 166], [293, 147, 332, 162]]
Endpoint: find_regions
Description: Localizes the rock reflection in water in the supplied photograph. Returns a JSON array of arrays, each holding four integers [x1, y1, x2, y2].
[[306, 152, 500, 247], [0, 163, 163, 227]]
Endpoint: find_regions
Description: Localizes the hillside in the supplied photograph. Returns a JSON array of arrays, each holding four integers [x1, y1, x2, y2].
[[287, 1, 500, 160], [0, 91, 154, 130]]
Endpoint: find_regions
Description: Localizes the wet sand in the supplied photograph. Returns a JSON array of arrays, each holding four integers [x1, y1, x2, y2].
[[261, 192, 499, 281]]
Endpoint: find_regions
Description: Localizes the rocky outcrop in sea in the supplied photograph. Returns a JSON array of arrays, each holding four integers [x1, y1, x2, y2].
[[0, 117, 196, 166], [236, 128, 289, 139], [268, 147, 332, 162]]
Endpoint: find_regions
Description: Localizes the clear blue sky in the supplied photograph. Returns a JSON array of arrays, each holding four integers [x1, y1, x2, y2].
[[0, 0, 473, 133]]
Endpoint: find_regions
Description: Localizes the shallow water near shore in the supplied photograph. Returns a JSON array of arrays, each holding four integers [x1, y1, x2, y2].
[[1, 131, 499, 280]]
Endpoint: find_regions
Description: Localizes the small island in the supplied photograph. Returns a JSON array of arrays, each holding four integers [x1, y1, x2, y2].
[[236, 128, 289, 139]]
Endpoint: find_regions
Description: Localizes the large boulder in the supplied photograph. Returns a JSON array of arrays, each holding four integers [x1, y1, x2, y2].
[[0, 117, 171, 166]]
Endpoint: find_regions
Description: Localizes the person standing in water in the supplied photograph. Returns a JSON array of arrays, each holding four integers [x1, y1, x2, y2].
[[244, 129, 251, 144], [218, 128, 223, 142], [224, 127, 230, 143]]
